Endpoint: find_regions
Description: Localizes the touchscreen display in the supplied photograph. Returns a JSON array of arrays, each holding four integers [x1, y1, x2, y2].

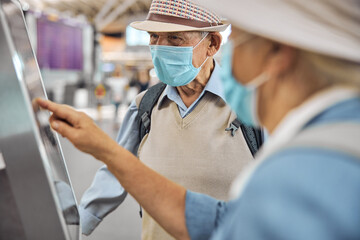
[[1, 0, 80, 238]]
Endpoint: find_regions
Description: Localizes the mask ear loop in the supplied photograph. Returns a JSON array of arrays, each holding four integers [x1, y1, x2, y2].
[[198, 55, 210, 69], [193, 32, 210, 69], [194, 32, 209, 49], [246, 73, 270, 88]]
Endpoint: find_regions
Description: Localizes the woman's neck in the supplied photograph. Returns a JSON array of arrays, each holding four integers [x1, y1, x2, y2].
[[260, 74, 329, 134]]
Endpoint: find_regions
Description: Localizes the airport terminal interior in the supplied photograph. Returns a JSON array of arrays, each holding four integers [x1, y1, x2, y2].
[[1, 0, 359, 239]]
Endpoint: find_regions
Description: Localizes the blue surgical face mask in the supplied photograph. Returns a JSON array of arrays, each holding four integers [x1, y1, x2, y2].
[[149, 33, 209, 87], [220, 39, 269, 127]]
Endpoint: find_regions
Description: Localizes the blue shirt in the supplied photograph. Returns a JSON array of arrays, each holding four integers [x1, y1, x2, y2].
[[185, 97, 360, 240], [79, 61, 226, 235]]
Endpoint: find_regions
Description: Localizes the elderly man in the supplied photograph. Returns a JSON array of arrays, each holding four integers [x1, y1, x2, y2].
[[78, 0, 260, 239]]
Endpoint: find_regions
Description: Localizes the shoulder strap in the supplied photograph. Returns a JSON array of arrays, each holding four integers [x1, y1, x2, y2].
[[137, 82, 167, 143], [136, 82, 166, 218], [225, 118, 264, 157]]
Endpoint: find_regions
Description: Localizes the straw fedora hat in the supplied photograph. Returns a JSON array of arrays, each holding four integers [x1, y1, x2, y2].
[[130, 0, 229, 32], [193, 0, 360, 62]]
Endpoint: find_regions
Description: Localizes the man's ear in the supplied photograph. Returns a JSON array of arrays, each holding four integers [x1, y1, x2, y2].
[[207, 32, 222, 57]]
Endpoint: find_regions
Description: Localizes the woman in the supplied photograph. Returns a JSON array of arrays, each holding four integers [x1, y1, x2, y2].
[[37, 0, 360, 239]]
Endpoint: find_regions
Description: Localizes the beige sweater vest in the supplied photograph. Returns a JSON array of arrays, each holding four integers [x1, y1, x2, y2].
[[136, 91, 254, 240]]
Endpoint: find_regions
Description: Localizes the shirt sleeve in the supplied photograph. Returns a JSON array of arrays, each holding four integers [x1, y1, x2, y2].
[[79, 100, 140, 235], [185, 191, 229, 240], [208, 148, 360, 240]]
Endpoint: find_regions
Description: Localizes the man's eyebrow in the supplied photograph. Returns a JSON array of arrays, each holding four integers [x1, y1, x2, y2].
[[168, 32, 185, 37], [147, 32, 185, 37]]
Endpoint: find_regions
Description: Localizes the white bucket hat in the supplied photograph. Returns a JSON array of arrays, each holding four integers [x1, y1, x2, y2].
[[193, 0, 360, 62], [130, 0, 229, 32]]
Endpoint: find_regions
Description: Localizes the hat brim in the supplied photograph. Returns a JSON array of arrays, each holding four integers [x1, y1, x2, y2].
[[192, 0, 360, 63], [130, 20, 230, 32]]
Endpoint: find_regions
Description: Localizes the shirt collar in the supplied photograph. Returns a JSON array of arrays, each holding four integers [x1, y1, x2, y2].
[[157, 60, 226, 109]]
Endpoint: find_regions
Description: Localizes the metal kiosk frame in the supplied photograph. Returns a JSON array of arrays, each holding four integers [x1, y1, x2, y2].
[[0, 0, 80, 239]]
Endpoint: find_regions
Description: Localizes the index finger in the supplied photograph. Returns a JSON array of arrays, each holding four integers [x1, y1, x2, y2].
[[36, 98, 80, 127]]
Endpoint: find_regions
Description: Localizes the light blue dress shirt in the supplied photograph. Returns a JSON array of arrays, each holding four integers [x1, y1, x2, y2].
[[185, 98, 360, 240], [79, 61, 226, 235]]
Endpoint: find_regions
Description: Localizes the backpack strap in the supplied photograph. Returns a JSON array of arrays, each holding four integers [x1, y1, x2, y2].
[[136, 82, 166, 218], [225, 118, 264, 157], [137, 82, 167, 145]]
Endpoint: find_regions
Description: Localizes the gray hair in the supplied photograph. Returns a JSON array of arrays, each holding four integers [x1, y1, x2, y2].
[[300, 51, 360, 88], [199, 31, 210, 38], [186, 31, 210, 41]]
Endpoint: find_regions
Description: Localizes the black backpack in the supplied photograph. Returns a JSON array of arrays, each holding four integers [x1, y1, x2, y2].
[[136, 82, 264, 157]]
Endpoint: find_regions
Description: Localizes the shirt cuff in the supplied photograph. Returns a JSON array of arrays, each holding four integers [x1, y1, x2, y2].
[[79, 206, 102, 236], [185, 191, 219, 240]]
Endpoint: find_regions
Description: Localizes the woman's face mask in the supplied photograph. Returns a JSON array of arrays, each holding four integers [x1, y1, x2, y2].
[[220, 35, 269, 127], [149, 33, 209, 87]]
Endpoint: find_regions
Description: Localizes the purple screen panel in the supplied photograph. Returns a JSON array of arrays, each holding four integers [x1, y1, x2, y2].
[[36, 16, 83, 70]]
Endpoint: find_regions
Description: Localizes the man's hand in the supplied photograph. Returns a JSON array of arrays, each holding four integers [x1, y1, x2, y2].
[[36, 98, 118, 160]]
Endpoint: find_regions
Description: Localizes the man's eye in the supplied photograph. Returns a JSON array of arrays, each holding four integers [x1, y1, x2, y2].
[[150, 34, 159, 39], [169, 35, 180, 40]]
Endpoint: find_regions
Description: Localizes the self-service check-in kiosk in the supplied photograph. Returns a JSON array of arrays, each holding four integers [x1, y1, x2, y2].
[[0, 0, 80, 239]]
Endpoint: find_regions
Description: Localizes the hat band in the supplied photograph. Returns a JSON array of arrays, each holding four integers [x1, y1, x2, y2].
[[147, 13, 222, 29]]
